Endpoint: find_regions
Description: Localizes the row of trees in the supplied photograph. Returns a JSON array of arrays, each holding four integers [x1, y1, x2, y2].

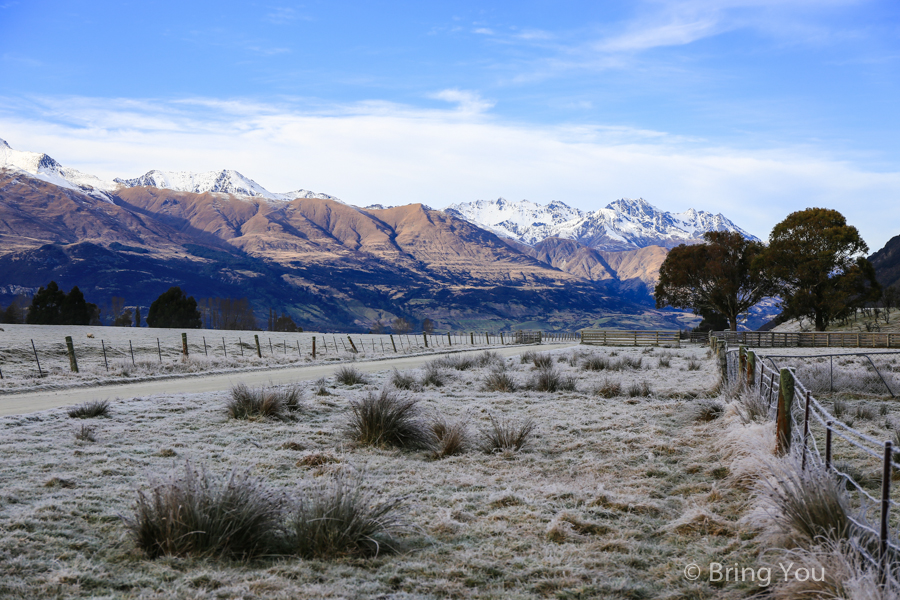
[[655, 208, 882, 331]]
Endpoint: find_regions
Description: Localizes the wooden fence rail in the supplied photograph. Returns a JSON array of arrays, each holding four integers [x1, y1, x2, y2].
[[712, 331, 900, 348], [580, 329, 681, 347]]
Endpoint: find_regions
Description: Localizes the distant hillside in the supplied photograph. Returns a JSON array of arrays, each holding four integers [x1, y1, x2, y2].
[[870, 233, 900, 291]]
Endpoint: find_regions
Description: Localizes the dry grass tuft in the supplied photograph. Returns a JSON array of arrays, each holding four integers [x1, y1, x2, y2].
[[690, 400, 725, 422], [67, 399, 110, 419], [594, 378, 622, 398], [334, 366, 368, 386], [531, 353, 554, 369], [420, 362, 447, 387], [686, 358, 702, 371], [390, 369, 418, 390], [284, 470, 407, 559], [345, 389, 431, 450], [126, 462, 281, 560], [226, 383, 296, 420], [482, 370, 518, 392], [74, 423, 97, 442], [313, 377, 332, 396], [627, 380, 652, 397], [478, 415, 536, 453], [296, 452, 340, 468], [429, 415, 470, 459], [528, 367, 563, 392], [734, 391, 772, 424]]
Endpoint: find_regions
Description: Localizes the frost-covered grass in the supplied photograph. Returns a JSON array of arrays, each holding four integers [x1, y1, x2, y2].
[[0, 344, 782, 599]]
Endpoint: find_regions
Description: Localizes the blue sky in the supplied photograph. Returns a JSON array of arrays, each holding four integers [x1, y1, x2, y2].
[[1, 0, 899, 248]]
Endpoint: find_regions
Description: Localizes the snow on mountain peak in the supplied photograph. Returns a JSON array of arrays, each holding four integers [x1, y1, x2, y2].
[[445, 197, 757, 251], [0, 139, 118, 202]]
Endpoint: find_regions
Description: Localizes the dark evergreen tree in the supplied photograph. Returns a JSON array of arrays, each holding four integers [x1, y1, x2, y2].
[[146, 287, 202, 329], [26, 282, 66, 324], [135, 306, 142, 327], [60, 286, 94, 325]]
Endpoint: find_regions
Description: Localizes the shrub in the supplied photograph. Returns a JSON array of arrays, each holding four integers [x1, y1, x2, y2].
[[478, 415, 536, 453], [420, 362, 446, 387], [691, 400, 724, 422], [429, 416, 470, 458], [68, 400, 110, 419], [765, 460, 851, 544], [126, 462, 281, 559], [581, 356, 608, 371], [391, 369, 418, 390], [227, 383, 289, 420], [284, 470, 407, 559], [627, 380, 652, 397], [594, 379, 622, 398], [345, 389, 431, 449], [529, 367, 561, 392], [482, 371, 518, 392], [335, 366, 368, 386], [532, 353, 554, 369]]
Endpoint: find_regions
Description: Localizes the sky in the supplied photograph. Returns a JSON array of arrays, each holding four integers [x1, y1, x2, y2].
[[1, 0, 898, 249]]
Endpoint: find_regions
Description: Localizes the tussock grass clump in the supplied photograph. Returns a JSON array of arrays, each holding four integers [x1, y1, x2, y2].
[[482, 370, 518, 392], [420, 362, 446, 387], [74, 424, 97, 442], [391, 369, 418, 390], [853, 403, 876, 420], [520, 350, 537, 364], [68, 399, 110, 419], [691, 400, 724, 422], [429, 416, 470, 458], [479, 415, 536, 453], [686, 358, 702, 371], [560, 375, 578, 391], [334, 366, 368, 386], [627, 381, 652, 398], [581, 355, 608, 371], [227, 383, 298, 420], [765, 460, 852, 545], [345, 389, 431, 449], [476, 350, 501, 368], [126, 462, 281, 559], [435, 355, 475, 371], [594, 379, 622, 398], [531, 353, 554, 370], [832, 399, 848, 418], [735, 392, 772, 424], [313, 377, 332, 396], [529, 367, 561, 392], [658, 356, 671, 368], [284, 470, 407, 559]]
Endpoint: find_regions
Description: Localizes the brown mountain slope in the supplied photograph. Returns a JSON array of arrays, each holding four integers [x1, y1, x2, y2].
[[870, 233, 900, 291]]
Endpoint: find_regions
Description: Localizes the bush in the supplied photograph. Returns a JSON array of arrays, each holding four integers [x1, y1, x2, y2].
[[335, 366, 369, 386], [227, 383, 298, 420], [126, 462, 281, 559], [68, 399, 110, 419], [482, 371, 518, 392], [391, 369, 418, 390], [478, 415, 536, 453], [345, 389, 431, 449], [429, 416, 470, 458], [284, 470, 407, 559], [594, 379, 622, 398]]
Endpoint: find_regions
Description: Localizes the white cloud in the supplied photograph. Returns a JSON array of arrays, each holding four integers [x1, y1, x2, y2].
[[1, 94, 897, 249], [427, 89, 495, 114]]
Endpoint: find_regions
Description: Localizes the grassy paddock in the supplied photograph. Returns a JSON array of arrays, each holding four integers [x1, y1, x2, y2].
[[0, 345, 788, 599]]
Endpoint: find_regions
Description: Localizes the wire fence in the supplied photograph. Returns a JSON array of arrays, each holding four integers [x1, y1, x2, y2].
[[725, 345, 900, 581]]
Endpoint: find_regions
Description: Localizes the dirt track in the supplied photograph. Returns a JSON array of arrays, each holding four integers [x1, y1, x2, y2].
[[0, 343, 576, 417]]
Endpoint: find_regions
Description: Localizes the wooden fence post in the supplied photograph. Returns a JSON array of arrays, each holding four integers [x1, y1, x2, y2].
[[746, 351, 756, 388], [390, 334, 397, 353], [312, 336, 316, 359], [447, 332, 452, 346], [182, 333, 189, 357], [775, 368, 795, 456], [470, 332, 474, 345], [254, 334, 262, 358], [347, 336, 358, 353], [31, 339, 43, 378], [423, 334, 428, 348], [65, 336, 79, 373]]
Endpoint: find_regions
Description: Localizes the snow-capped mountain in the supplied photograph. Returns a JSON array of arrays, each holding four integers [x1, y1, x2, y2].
[[0, 138, 118, 201], [114, 169, 338, 202], [446, 197, 757, 251], [0, 139, 337, 203]]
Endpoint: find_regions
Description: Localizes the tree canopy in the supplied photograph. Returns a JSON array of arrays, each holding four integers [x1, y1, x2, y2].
[[655, 231, 774, 331], [26, 282, 96, 325], [146, 287, 202, 329], [762, 208, 880, 331]]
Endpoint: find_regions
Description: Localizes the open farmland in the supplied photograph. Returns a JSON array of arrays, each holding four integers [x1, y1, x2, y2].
[[0, 343, 783, 600]]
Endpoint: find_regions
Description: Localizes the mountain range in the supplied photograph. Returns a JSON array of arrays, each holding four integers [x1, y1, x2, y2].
[[0, 138, 781, 331]]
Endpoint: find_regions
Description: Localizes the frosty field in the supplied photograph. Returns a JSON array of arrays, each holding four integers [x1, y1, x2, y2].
[[0, 343, 770, 600]]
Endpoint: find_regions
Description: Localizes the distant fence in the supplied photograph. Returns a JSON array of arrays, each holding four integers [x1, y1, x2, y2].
[[0, 328, 579, 381], [717, 340, 900, 582], [712, 330, 900, 348], [581, 329, 680, 347]]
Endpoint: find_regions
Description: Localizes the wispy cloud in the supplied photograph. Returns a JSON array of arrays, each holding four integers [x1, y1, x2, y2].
[[265, 6, 311, 25], [428, 89, 495, 114], [0, 93, 897, 249]]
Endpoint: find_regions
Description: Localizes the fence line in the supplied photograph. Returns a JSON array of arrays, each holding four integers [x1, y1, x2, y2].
[[723, 344, 900, 580], [581, 329, 680, 347], [713, 330, 900, 348], [0, 329, 566, 381]]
